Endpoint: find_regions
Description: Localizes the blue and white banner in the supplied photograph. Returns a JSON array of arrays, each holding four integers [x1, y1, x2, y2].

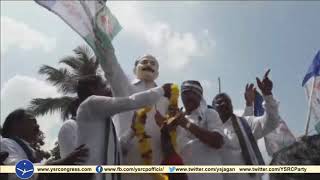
[[254, 91, 296, 156], [303, 50, 320, 133]]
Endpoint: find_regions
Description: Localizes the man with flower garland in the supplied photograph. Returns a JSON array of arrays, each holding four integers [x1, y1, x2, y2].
[[172, 80, 225, 180], [95, 40, 170, 180]]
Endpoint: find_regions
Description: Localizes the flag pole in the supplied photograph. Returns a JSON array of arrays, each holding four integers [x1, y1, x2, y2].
[[218, 77, 221, 93], [305, 77, 316, 136]]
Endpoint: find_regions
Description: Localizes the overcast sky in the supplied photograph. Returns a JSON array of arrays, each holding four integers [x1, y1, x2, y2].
[[1, 1, 320, 153]]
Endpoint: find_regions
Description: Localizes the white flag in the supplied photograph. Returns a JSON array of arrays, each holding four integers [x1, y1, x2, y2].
[[303, 50, 320, 134], [264, 120, 296, 156], [35, 0, 121, 51]]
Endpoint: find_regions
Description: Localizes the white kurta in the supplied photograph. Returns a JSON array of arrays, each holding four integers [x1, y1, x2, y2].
[[0, 138, 39, 180], [76, 87, 164, 180], [99, 48, 169, 180], [58, 119, 78, 158], [177, 105, 224, 180], [221, 95, 280, 180]]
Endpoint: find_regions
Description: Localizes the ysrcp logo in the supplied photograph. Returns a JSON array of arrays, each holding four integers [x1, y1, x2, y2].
[[15, 159, 34, 179]]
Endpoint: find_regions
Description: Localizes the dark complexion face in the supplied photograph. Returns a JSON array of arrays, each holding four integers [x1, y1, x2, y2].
[[18, 113, 40, 143], [213, 94, 234, 122], [181, 91, 202, 113], [90, 79, 112, 97]]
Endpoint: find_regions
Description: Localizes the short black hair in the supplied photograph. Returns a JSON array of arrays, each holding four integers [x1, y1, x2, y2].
[[212, 93, 231, 106], [76, 75, 104, 101], [2, 109, 32, 138]]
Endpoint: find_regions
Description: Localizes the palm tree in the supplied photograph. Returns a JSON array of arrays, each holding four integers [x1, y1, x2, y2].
[[28, 45, 100, 120], [49, 142, 61, 161]]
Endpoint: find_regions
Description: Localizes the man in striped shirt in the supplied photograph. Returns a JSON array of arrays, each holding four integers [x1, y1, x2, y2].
[[75, 75, 172, 180]]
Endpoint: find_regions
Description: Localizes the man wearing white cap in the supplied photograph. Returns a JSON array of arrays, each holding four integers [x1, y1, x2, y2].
[[173, 80, 225, 180]]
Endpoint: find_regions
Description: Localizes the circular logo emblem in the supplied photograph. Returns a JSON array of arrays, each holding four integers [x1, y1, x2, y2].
[[96, 165, 103, 173], [15, 159, 34, 179]]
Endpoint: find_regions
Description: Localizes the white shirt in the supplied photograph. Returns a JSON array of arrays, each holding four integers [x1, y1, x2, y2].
[[76, 87, 164, 180], [0, 138, 39, 180], [177, 105, 224, 180], [58, 119, 78, 158], [99, 48, 169, 180], [221, 95, 280, 180]]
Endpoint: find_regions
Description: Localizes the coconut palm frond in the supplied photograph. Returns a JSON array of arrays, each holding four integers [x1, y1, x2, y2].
[[59, 56, 83, 71], [66, 45, 99, 77], [73, 45, 93, 64], [28, 96, 76, 120], [31, 45, 102, 122], [77, 57, 99, 76], [39, 65, 77, 94]]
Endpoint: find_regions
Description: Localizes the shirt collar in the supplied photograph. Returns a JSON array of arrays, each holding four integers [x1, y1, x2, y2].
[[186, 106, 204, 121], [224, 116, 233, 125], [132, 79, 157, 87], [19, 138, 32, 147]]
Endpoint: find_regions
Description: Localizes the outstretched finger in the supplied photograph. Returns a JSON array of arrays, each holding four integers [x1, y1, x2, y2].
[[264, 69, 271, 79], [256, 77, 262, 89], [249, 83, 254, 90], [245, 83, 249, 91]]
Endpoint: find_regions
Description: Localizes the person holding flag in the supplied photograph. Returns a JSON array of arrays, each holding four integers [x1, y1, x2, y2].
[[35, 1, 171, 180], [91, 6, 173, 180], [95, 34, 171, 180]]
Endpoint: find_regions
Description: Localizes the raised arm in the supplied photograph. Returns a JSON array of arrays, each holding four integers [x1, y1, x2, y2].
[[84, 85, 171, 118], [242, 83, 255, 117], [94, 40, 134, 97], [247, 69, 280, 140], [58, 120, 78, 158]]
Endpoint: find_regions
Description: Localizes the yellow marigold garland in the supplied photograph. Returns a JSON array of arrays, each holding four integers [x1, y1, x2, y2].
[[133, 107, 152, 165], [132, 84, 180, 180], [166, 84, 179, 151]]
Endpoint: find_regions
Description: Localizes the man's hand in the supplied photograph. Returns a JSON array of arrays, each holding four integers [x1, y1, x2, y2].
[[95, 40, 115, 55], [162, 83, 173, 99], [48, 144, 89, 165], [244, 83, 255, 106], [256, 69, 273, 96], [0, 151, 9, 165], [155, 111, 166, 128], [170, 110, 188, 128], [61, 144, 89, 165], [94, 38, 115, 66]]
